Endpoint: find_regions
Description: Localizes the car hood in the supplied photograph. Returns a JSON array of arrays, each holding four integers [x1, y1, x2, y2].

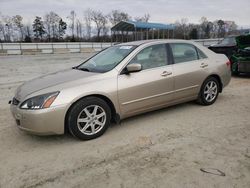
[[15, 69, 98, 100]]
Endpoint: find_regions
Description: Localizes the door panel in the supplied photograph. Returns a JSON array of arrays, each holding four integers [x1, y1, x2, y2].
[[118, 66, 174, 117], [172, 59, 208, 100], [169, 43, 209, 100]]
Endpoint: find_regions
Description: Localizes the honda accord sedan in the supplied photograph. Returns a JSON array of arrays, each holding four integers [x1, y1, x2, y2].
[[10, 40, 231, 140]]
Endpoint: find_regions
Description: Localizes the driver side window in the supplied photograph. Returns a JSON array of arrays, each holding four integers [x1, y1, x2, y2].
[[129, 44, 168, 70]]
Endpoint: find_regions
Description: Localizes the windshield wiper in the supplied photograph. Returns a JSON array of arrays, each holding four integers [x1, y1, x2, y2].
[[74, 67, 90, 72]]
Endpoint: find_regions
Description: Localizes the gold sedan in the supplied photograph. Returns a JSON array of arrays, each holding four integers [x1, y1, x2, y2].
[[10, 40, 231, 140]]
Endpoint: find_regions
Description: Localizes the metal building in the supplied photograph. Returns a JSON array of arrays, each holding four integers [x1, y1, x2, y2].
[[111, 20, 175, 42]]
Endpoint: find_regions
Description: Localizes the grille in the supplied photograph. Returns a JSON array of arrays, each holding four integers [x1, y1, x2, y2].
[[12, 97, 20, 105]]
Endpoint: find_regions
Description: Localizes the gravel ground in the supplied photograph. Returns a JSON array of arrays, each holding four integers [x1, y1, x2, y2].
[[0, 54, 249, 188]]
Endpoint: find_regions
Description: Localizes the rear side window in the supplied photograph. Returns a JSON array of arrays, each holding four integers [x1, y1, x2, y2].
[[170, 43, 199, 64], [196, 48, 208, 59]]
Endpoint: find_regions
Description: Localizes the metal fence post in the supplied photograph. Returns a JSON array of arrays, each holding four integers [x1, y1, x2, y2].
[[51, 43, 54, 53], [20, 42, 22, 55], [66, 43, 68, 52]]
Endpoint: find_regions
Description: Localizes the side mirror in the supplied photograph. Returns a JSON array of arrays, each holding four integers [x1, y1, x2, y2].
[[124, 63, 142, 74]]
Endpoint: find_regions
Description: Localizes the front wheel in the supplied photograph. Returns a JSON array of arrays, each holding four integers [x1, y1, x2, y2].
[[197, 77, 220, 106], [67, 97, 111, 140]]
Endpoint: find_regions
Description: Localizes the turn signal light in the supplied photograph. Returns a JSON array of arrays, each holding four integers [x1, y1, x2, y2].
[[43, 95, 58, 108]]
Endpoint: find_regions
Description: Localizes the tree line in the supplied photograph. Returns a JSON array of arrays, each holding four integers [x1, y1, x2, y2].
[[174, 17, 238, 40], [0, 10, 239, 43]]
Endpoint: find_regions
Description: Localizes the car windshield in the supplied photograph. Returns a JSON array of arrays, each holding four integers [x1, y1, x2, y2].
[[219, 37, 236, 45], [77, 45, 137, 73]]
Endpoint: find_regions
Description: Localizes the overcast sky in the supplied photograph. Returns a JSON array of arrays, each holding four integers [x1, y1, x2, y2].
[[0, 0, 249, 28]]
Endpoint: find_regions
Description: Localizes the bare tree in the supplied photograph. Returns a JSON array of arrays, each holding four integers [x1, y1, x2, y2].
[[180, 18, 188, 39], [101, 16, 108, 37], [199, 17, 213, 38], [217, 19, 226, 38], [174, 18, 191, 39], [108, 10, 131, 26], [0, 14, 14, 41], [76, 19, 83, 40], [0, 13, 5, 41], [44, 12, 64, 41], [90, 10, 108, 41], [225, 21, 238, 35], [4, 16, 13, 41], [84, 9, 92, 40], [24, 24, 32, 42], [44, 13, 52, 41], [134, 13, 150, 22], [67, 10, 76, 40], [12, 15, 24, 41], [200, 17, 208, 38], [51, 12, 60, 40]]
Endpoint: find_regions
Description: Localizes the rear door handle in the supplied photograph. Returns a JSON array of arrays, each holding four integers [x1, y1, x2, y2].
[[200, 63, 208, 68], [161, 71, 172, 77]]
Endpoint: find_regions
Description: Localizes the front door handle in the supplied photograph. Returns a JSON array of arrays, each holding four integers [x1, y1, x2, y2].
[[161, 71, 172, 77], [200, 63, 208, 68]]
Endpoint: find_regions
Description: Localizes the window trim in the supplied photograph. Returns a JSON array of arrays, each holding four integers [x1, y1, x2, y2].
[[169, 43, 201, 64], [166, 43, 175, 65], [120, 43, 172, 75], [195, 47, 208, 59]]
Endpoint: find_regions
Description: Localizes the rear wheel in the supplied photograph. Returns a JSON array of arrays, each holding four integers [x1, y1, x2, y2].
[[67, 97, 111, 140], [197, 77, 219, 106]]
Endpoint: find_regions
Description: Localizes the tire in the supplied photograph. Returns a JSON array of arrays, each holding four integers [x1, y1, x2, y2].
[[197, 77, 220, 106], [67, 97, 111, 140]]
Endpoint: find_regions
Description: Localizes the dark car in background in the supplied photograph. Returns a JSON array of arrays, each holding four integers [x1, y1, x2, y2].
[[208, 36, 237, 58], [230, 35, 250, 75]]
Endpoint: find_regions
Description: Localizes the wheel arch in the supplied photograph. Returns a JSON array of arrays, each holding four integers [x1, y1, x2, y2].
[[205, 74, 223, 93], [64, 94, 119, 133]]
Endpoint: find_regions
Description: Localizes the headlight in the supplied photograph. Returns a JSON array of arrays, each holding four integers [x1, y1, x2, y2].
[[20, 92, 59, 110]]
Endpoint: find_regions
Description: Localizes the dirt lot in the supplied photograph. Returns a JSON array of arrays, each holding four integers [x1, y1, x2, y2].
[[0, 54, 250, 188]]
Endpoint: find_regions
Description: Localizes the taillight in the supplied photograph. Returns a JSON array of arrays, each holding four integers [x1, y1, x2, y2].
[[226, 61, 231, 67]]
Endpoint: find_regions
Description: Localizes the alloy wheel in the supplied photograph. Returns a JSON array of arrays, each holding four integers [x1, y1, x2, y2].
[[204, 80, 218, 103], [77, 105, 106, 135]]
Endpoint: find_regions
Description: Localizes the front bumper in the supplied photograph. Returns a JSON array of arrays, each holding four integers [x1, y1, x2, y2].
[[10, 104, 68, 135]]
